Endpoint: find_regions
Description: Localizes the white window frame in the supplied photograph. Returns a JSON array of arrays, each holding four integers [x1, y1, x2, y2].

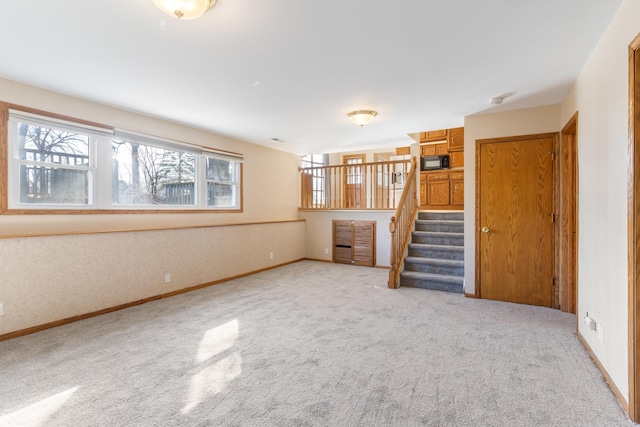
[[8, 110, 108, 210], [6, 109, 243, 212]]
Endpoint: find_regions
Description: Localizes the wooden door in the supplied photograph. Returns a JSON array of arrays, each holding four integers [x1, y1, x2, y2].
[[333, 220, 353, 263], [353, 221, 375, 266], [343, 154, 365, 208], [477, 134, 557, 307]]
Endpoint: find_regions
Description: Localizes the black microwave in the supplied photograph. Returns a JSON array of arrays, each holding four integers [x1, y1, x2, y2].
[[421, 155, 450, 171]]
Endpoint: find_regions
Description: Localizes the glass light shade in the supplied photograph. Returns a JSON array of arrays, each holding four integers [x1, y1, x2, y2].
[[347, 110, 377, 126], [152, 0, 216, 19]]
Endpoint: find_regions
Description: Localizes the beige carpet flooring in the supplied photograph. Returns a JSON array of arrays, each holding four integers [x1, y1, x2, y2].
[[0, 260, 633, 426]]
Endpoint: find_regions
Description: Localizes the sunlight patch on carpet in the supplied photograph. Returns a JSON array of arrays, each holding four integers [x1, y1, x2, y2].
[[196, 319, 239, 363], [0, 386, 79, 427], [182, 352, 242, 414]]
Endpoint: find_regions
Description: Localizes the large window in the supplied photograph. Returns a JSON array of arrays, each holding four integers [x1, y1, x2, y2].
[[6, 109, 243, 211]]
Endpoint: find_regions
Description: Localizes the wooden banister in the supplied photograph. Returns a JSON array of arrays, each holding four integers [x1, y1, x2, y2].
[[299, 159, 411, 210], [388, 157, 419, 289]]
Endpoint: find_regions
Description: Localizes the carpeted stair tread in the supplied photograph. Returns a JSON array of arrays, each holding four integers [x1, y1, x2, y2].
[[408, 243, 464, 252], [411, 231, 464, 246], [418, 211, 463, 221], [400, 271, 464, 293], [404, 256, 464, 268], [415, 220, 463, 225], [400, 271, 464, 284], [415, 220, 464, 233], [403, 256, 464, 276]]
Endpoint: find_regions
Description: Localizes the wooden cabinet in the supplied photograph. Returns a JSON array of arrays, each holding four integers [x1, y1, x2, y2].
[[420, 129, 448, 142], [333, 220, 376, 267], [427, 172, 451, 206], [395, 146, 410, 155], [450, 172, 464, 206], [447, 127, 464, 152], [420, 143, 447, 157], [420, 172, 427, 205], [420, 171, 464, 210], [421, 145, 435, 156], [449, 151, 464, 168]]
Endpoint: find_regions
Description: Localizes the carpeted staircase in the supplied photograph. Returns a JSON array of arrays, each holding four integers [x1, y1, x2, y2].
[[400, 211, 464, 293]]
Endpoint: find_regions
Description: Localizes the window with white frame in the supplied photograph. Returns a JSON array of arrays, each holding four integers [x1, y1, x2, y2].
[[7, 109, 243, 211]]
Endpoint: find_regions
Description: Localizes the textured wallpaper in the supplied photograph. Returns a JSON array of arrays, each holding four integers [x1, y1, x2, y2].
[[0, 221, 305, 335]]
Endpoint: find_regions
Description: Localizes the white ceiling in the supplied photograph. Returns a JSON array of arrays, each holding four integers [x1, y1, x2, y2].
[[0, 0, 623, 155]]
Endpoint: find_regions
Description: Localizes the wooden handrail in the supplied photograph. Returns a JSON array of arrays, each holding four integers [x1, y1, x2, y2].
[[299, 159, 411, 210], [388, 157, 419, 289]]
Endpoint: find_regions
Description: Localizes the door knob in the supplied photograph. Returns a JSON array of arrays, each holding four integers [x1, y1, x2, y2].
[[481, 226, 490, 233]]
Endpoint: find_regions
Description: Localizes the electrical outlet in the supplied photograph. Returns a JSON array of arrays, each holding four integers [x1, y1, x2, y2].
[[0, 303, 4, 316], [269, 252, 274, 260], [325, 248, 329, 255], [165, 273, 171, 283]]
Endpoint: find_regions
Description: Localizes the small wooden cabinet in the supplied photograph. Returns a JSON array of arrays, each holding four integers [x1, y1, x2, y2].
[[420, 143, 447, 157], [395, 146, 410, 155], [421, 171, 464, 210], [449, 172, 464, 206], [420, 129, 448, 142], [333, 220, 376, 267], [419, 172, 427, 205], [447, 127, 464, 152], [449, 151, 464, 168]]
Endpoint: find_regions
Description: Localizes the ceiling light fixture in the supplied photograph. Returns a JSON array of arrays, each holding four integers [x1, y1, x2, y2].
[[347, 110, 377, 127], [152, 0, 216, 20]]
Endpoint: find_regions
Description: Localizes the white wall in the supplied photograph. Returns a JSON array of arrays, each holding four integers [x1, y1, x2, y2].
[[560, 0, 640, 402], [298, 211, 393, 268], [463, 104, 561, 295]]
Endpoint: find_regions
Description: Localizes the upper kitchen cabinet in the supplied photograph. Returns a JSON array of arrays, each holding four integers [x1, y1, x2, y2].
[[447, 127, 464, 152], [419, 129, 448, 143]]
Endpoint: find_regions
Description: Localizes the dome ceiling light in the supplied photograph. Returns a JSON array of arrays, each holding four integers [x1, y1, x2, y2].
[[152, 0, 216, 20], [347, 110, 377, 127]]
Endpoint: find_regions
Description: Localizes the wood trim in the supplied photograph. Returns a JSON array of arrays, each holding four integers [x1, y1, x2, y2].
[[0, 103, 8, 215], [464, 292, 478, 299], [3, 208, 244, 215], [342, 153, 366, 164], [0, 258, 305, 343], [475, 137, 482, 298], [0, 219, 306, 240], [628, 31, 640, 423], [304, 257, 333, 263], [578, 331, 629, 412], [2, 102, 113, 131], [560, 111, 579, 314], [552, 132, 561, 309], [476, 132, 560, 146]]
